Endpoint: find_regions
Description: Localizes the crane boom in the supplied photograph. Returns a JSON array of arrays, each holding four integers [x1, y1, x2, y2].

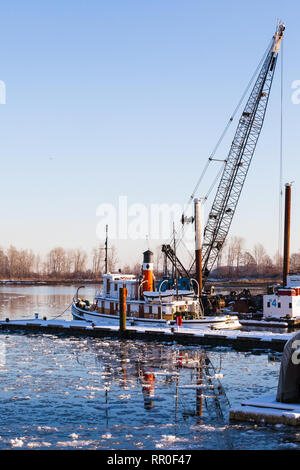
[[161, 244, 190, 278], [189, 21, 285, 280]]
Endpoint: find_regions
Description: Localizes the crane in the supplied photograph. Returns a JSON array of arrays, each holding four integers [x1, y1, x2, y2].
[[162, 21, 285, 288]]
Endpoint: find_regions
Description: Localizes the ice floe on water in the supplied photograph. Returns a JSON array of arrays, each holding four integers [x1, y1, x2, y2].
[[0, 285, 298, 450], [56, 440, 95, 448], [37, 426, 59, 433], [10, 438, 24, 448]]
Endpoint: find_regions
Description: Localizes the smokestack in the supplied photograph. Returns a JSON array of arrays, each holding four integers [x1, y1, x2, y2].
[[283, 183, 291, 287], [194, 198, 203, 295], [142, 250, 154, 294]]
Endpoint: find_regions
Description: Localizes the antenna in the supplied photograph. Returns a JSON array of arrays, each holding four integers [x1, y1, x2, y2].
[[105, 224, 108, 273]]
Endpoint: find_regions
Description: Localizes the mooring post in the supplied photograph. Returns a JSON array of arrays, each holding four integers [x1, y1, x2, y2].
[[283, 183, 291, 287], [119, 285, 127, 333]]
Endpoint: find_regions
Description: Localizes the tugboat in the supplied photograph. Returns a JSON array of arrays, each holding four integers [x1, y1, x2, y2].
[[72, 250, 241, 330]]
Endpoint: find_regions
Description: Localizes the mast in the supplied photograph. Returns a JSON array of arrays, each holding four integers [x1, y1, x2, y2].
[[105, 224, 108, 274], [194, 198, 203, 295]]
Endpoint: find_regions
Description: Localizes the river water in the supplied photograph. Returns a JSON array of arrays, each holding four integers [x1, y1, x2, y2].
[[0, 284, 298, 450]]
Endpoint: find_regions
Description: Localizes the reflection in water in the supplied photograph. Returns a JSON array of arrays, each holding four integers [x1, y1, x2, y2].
[[78, 340, 233, 448], [0, 285, 98, 321], [142, 372, 155, 410]]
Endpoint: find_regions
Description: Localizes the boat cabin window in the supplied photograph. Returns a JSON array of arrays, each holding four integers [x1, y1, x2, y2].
[[278, 302, 281, 308], [267, 302, 270, 308], [289, 303, 292, 309]]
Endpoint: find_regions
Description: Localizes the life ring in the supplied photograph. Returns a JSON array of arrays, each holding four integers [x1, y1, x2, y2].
[[176, 315, 183, 327]]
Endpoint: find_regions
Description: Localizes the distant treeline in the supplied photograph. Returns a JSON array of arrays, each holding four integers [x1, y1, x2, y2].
[[210, 236, 299, 280], [0, 245, 120, 280], [0, 236, 298, 281]]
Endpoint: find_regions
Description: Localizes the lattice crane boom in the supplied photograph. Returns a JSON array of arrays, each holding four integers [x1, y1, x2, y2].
[[189, 21, 285, 280]]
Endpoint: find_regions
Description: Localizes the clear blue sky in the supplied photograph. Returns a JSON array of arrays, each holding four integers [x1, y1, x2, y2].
[[0, 0, 299, 266]]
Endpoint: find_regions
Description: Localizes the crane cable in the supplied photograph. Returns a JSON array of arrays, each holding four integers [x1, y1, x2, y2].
[[171, 37, 274, 260], [187, 38, 273, 207]]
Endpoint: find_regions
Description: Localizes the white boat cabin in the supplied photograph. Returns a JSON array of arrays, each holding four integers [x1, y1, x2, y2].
[[95, 273, 200, 321]]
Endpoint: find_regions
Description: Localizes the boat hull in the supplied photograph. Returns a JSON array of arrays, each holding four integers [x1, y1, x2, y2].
[[71, 303, 241, 330]]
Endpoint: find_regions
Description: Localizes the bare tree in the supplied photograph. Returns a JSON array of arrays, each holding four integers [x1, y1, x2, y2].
[[72, 248, 87, 274], [274, 251, 283, 276], [132, 262, 142, 278], [92, 245, 104, 276], [242, 251, 256, 277], [0, 248, 8, 277], [290, 252, 300, 274], [265, 254, 275, 274], [47, 247, 67, 277], [122, 264, 132, 274], [231, 236, 245, 276], [7, 246, 20, 277], [226, 238, 235, 278], [253, 243, 268, 276], [107, 245, 118, 273]]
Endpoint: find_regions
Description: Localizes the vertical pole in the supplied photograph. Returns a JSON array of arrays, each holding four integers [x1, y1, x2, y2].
[[119, 284, 127, 333], [105, 224, 108, 273], [194, 198, 203, 296], [173, 223, 178, 298], [283, 183, 291, 287]]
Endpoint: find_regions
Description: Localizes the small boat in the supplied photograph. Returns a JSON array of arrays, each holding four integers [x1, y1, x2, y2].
[[72, 252, 241, 330]]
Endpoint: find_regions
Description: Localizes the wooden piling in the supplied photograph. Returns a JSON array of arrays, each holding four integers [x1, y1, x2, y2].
[[119, 285, 127, 333], [283, 183, 291, 287]]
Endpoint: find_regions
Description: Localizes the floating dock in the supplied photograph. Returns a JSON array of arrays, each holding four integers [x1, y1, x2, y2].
[[230, 395, 300, 426], [0, 317, 291, 352], [239, 319, 289, 328], [240, 318, 300, 329]]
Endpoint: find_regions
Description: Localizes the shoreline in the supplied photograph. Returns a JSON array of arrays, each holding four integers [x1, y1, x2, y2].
[[207, 280, 280, 288], [0, 278, 280, 289], [0, 279, 101, 286]]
